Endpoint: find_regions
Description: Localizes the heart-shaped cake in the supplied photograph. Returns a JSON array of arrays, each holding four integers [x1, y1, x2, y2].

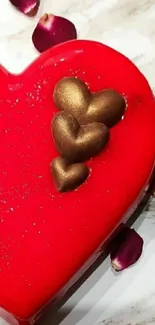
[[0, 40, 155, 324]]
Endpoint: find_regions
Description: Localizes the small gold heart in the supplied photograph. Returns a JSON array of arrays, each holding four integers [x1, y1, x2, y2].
[[53, 77, 126, 127], [52, 112, 109, 163], [51, 157, 89, 192], [53, 77, 91, 122]]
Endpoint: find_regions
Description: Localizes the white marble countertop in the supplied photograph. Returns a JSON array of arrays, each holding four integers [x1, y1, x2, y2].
[[1, 1, 155, 325]]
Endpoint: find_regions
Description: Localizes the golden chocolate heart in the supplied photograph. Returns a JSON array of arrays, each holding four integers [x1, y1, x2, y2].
[[52, 112, 109, 163], [53, 77, 91, 120], [53, 77, 126, 127], [51, 157, 89, 192]]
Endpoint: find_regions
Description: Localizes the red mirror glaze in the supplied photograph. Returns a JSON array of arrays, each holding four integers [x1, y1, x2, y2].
[[0, 40, 155, 322]]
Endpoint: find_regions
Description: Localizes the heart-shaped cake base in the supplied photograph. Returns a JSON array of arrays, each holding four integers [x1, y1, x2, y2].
[[0, 40, 155, 324]]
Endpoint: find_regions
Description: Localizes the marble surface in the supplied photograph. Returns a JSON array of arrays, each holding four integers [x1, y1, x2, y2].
[[1, 0, 155, 325]]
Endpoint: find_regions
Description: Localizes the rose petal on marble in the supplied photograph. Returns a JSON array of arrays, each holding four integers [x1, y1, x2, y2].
[[32, 13, 77, 53], [110, 227, 143, 272], [9, 0, 40, 16]]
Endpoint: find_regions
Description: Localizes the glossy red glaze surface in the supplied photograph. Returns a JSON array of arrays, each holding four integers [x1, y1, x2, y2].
[[0, 40, 155, 321]]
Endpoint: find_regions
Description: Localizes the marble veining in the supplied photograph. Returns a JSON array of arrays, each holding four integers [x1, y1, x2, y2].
[[1, 1, 155, 325]]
